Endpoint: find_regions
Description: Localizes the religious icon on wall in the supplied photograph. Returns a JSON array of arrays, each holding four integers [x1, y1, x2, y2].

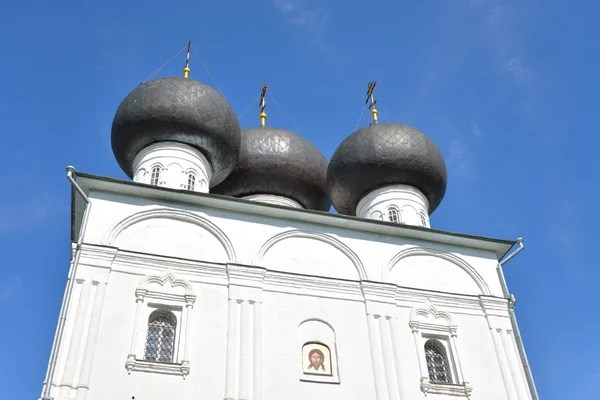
[[302, 342, 332, 375]]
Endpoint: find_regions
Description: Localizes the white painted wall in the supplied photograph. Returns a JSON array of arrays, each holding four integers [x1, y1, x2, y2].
[[42, 189, 532, 400], [242, 194, 303, 208], [133, 142, 212, 192], [356, 184, 430, 227]]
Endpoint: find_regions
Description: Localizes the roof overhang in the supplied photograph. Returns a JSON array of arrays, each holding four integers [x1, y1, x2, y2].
[[70, 171, 517, 260]]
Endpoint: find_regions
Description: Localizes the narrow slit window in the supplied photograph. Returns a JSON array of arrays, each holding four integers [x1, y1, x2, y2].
[[187, 173, 196, 191], [144, 310, 177, 363], [424, 339, 452, 384], [150, 166, 161, 186]]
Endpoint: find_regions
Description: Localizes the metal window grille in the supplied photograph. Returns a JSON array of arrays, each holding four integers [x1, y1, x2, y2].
[[388, 208, 400, 223], [150, 167, 161, 186], [420, 213, 427, 227], [187, 173, 196, 191], [144, 310, 177, 363], [425, 339, 452, 383]]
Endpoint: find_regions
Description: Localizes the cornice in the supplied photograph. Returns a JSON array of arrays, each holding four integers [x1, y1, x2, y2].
[[263, 271, 364, 302], [78, 244, 118, 268], [360, 280, 398, 316], [479, 296, 510, 317], [360, 281, 398, 304], [72, 245, 509, 319], [73, 172, 515, 258], [226, 263, 267, 288], [110, 250, 228, 284]]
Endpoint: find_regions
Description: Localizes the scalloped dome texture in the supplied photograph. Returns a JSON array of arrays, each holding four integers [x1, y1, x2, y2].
[[111, 77, 241, 186], [327, 123, 447, 215], [212, 127, 331, 211]]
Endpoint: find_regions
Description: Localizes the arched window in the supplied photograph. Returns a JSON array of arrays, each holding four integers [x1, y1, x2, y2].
[[187, 173, 196, 191], [424, 339, 452, 383], [420, 212, 427, 227], [144, 310, 177, 363], [150, 166, 161, 186], [388, 208, 400, 223]]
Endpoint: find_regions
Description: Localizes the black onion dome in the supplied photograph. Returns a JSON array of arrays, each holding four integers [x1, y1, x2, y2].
[[111, 76, 241, 186], [327, 122, 447, 215], [212, 127, 331, 211]]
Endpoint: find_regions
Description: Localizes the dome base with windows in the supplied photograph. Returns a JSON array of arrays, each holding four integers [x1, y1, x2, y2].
[[355, 184, 430, 227], [241, 194, 303, 209], [132, 142, 212, 193]]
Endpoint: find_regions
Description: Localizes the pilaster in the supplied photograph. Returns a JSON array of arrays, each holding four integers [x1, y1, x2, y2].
[[361, 281, 401, 400], [224, 264, 266, 400], [480, 296, 520, 400]]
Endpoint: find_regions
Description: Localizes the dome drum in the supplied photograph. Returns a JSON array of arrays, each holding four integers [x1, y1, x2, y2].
[[111, 77, 241, 187], [132, 142, 212, 192], [242, 194, 303, 209], [327, 123, 447, 216], [213, 127, 330, 211], [355, 184, 430, 227]]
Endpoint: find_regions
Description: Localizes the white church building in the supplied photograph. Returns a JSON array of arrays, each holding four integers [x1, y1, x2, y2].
[[40, 62, 537, 400]]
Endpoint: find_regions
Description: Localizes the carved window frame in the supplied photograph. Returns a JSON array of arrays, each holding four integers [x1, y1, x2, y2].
[[125, 274, 196, 378], [409, 303, 472, 397]]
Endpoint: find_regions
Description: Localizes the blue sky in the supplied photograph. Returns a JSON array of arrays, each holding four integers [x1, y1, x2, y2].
[[0, 0, 596, 398]]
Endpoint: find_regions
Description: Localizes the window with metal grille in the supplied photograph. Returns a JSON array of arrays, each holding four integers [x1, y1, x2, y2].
[[150, 166, 161, 186], [424, 339, 452, 383], [388, 208, 400, 223], [420, 212, 427, 227], [144, 310, 177, 363], [187, 173, 196, 191]]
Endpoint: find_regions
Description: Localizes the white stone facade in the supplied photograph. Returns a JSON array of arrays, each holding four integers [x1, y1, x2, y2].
[[242, 194, 303, 208], [41, 174, 534, 400], [356, 184, 430, 227], [132, 142, 212, 192]]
